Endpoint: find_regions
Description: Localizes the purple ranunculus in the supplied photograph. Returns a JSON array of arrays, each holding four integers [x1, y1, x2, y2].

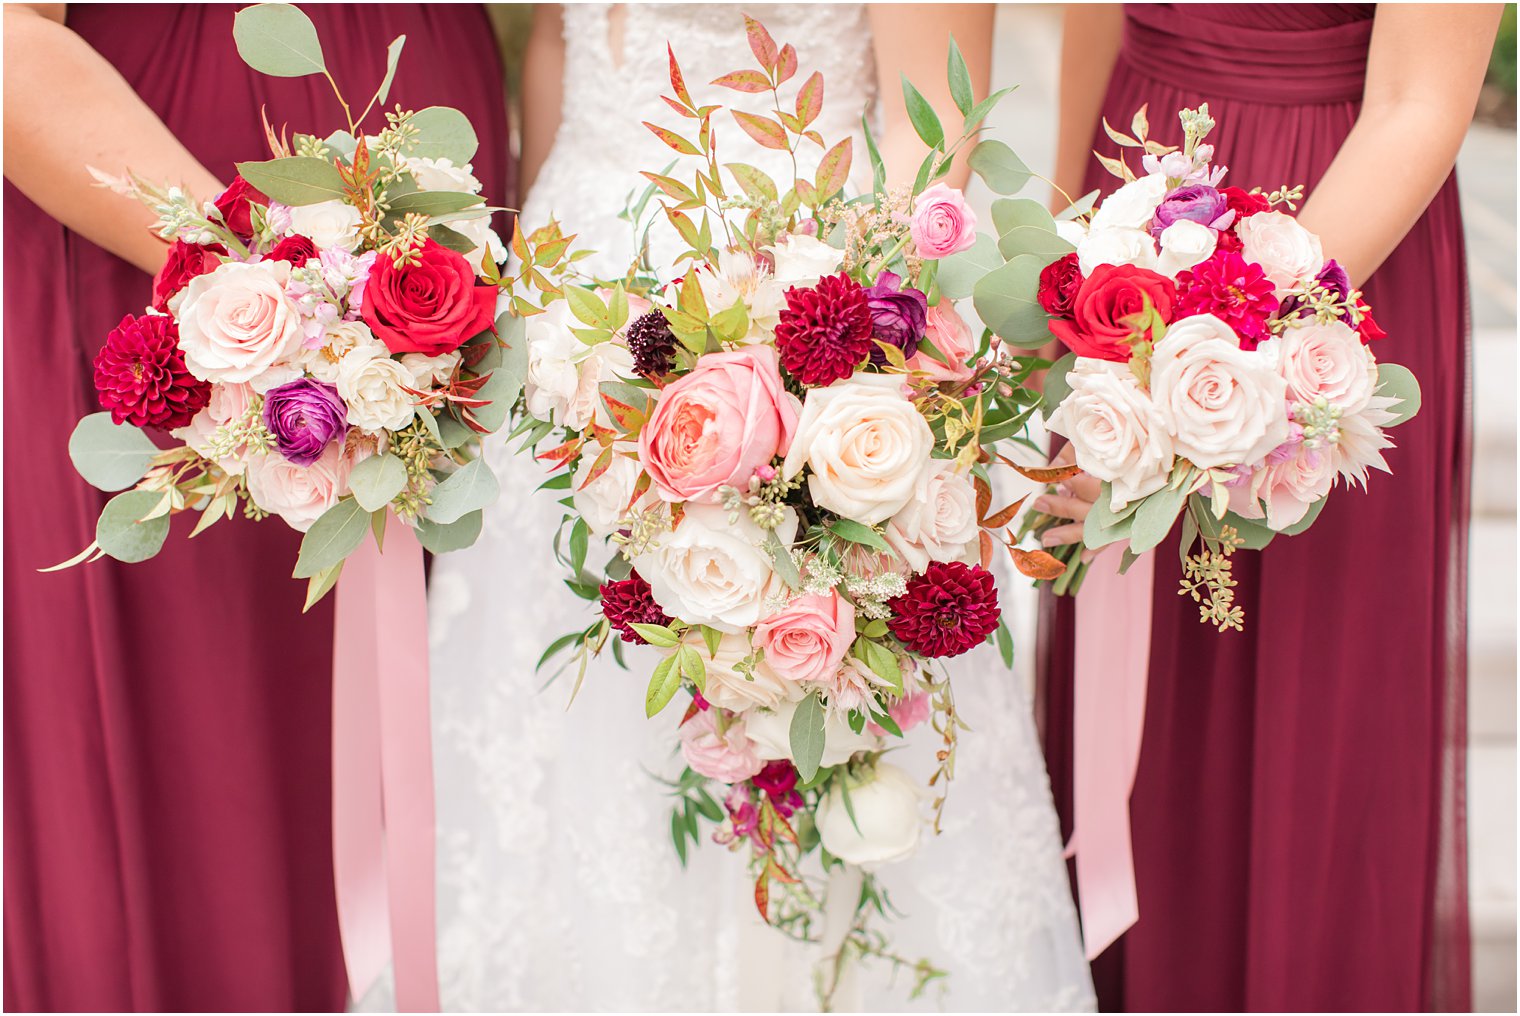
[[262, 378, 349, 465], [1150, 183, 1234, 238], [1314, 259, 1351, 302], [864, 270, 928, 365]]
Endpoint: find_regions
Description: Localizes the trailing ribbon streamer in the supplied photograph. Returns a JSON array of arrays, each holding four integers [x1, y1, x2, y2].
[[332, 517, 440, 1011], [1065, 549, 1153, 961]]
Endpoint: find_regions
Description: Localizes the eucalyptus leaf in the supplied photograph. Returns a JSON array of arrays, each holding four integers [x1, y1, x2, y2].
[[408, 106, 478, 164], [1042, 353, 1078, 423], [415, 509, 484, 554], [788, 691, 827, 783], [1376, 362, 1422, 426], [1128, 483, 1187, 554], [997, 225, 1076, 261], [1055, 189, 1101, 222], [1221, 511, 1277, 550], [973, 254, 1052, 348], [292, 498, 370, 578], [96, 490, 171, 563], [1083, 483, 1137, 549], [428, 224, 475, 255], [387, 190, 486, 218], [425, 458, 500, 524], [374, 34, 405, 105], [990, 197, 1058, 237], [233, 3, 326, 77], [968, 140, 1032, 195], [69, 413, 160, 491], [435, 413, 475, 450], [347, 454, 408, 512], [235, 157, 347, 206], [936, 233, 1001, 301]]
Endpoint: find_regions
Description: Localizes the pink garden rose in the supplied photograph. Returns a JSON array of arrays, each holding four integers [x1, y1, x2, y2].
[[908, 301, 977, 382], [638, 346, 798, 503], [909, 183, 977, 259], [753, 591, 857, 687], [1262, 320, 1378, 414], [176, 260, 305, 391], [1228, 445, 1336, 531], [243, 440, 351, 532], [679, 708, 764, 784]]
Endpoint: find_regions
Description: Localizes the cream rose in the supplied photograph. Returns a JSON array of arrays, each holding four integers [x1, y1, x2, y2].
[[815, 762, 923, 869], [524, 301, 634, 430], [401, 156, 484, 195], [571, 443, 645, 536], [400, 350, 462, 391], [1089, 173, 1168, 231], [782, 375, 935, 525], [1237, 211, 1324, 296], [769, 233, 845, 287], [884, 458, 980, 572], [288, 199, 363, 251], [1151, 314, 1290, 468], [1259, 320, 1377, 414], [636, 503, 797, 633], [299, 320, 386, 382], [1155, 220, 1218, 278], [1077, 225, 1160, 276], [335, 346, 416, 433], [691, 631, 805, 713], [744, 695, 880, 767], [1048, 358, 1175, 510], [177, 260, 305, 391], [244, 441, 350, 532]]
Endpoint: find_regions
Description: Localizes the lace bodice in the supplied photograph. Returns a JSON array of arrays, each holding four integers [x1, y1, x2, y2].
[[427, 5, 1095, 1011]]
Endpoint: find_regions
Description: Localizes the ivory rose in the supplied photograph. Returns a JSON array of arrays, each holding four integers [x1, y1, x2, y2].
[[1237, 211, 1324, 296], [884, 458, 981, 572], [572, 443, 645, 536], [638, 346, 798, 503], [525, 301, 635, 430], [769, 234, 845, 287], [1077, 226, 1159, 276], [1150, 314, 1290, 468], [1155, 220, 1218, 278], [690, 631, 805, 713], [288, 199, 363, 252], [909, 184, 977, 259], [1048, 358, 1175, 510], [815, 762, 923, 868], [176, 260, 305, 391], [744, 695, 880, 766], [782, 374, 935, 525], [1260, 320, 1377, 414], [335, 346, 417, 433], [299, 320, 386, 383], [1088, 173, 1167, 231], [636, 503, 797, 632], [678, 709, 764, 783], [908, 301, 977, 382], [244, 440, 350, 532], [753, 591, 856, 686]]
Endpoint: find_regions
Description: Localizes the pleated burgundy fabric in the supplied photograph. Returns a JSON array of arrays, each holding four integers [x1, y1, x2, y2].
[[3, 6, 508, 1010], [1039, 5, 1472, 1012]]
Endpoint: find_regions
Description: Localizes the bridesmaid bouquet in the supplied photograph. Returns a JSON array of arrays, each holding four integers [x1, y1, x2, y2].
[[54, 4, 548, 606], [1023, 106, 1422, 630], [508, 16, 1060, 1002]]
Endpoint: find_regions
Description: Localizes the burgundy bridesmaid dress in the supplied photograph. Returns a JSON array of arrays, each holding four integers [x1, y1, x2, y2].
[[1039, 5, 1471, 1012], [3, 6, 508, 1010]]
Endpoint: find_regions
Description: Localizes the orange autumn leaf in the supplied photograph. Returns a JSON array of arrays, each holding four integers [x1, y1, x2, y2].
[[1009, 546, 1068, 580], [1011, 462, 1083, 484]]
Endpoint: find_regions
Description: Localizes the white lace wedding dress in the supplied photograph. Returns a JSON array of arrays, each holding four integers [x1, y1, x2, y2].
[[427, 4, 1095, 1011]]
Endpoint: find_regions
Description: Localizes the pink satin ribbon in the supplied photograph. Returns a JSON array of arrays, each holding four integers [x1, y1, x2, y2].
[[1066, 549, 1153, 961], [332, 517, 440, 1012]]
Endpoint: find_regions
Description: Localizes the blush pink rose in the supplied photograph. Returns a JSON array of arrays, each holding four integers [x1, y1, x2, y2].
[[908, 301, 978, 382], [679, 708, 764, 783], [753, 591, 857, 686], [909, 183, 977, 259], [638, 345, 799, 503], [243, 440, 352, 532], [1228, 445, 1336, 531]]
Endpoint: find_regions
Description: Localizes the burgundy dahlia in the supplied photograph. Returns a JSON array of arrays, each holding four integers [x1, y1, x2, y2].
[[887, 561, 1000, 659], [152, 239, 225, 312], [600, 572, 673, 644], [266, 233, 320, 267], [864, 270, 927, 365], [93, 313, 211, 429], [1175, 250, 1278, 349], [774, 273, 874, 386], [262, 378, 349, 465], [625, 309, 678, 377]]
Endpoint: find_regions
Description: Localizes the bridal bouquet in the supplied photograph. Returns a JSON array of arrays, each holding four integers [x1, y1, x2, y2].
[[54, 4, 537, 604], [513, 16, 1059, 1001], [1023, 106, 1421, 630]]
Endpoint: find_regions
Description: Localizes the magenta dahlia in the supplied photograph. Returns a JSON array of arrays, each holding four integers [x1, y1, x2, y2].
[[600, 572, 673, 644], [1174, 250, 1278, 349], [887, 561, 1001, 659], [774, 273, 874, 386], [93, 313, 211, 429]]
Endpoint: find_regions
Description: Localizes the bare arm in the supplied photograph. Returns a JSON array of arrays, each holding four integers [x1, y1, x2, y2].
[[1052, 4, 1122, 208], [2, 4, 223, 274], [1296, 3, 1501, 286], [518, 4, 565, 199], [869, 4, 994, 191]]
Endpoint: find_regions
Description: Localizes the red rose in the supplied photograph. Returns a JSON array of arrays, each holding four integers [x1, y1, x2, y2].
[[361, 239, 498, 356], [266, 233, 319, 266], [1037, 252, 1084, 317], [212, 176, 267, 241], [1220, 186, 1270, 220], [1215, 229, 1244, 255], [152, 239, 225, 312], [1354, 300, 1387, 342], [1047, 264, 1176, 362]]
